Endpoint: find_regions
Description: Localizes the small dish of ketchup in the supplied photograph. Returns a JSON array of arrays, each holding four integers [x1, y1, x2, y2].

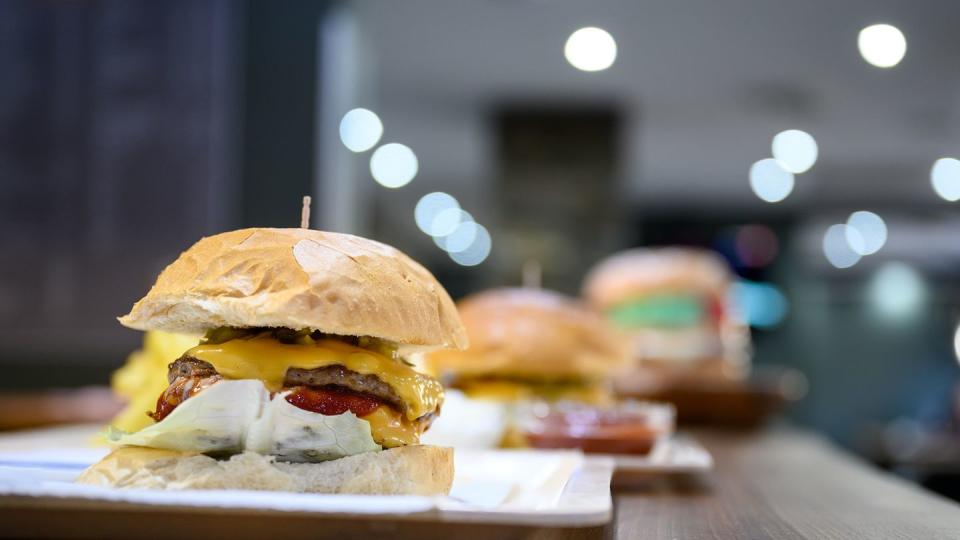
[[520, 401, 675, 455]]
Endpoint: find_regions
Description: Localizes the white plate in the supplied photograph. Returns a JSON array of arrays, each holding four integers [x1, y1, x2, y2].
[[601, 434, 713, 475]]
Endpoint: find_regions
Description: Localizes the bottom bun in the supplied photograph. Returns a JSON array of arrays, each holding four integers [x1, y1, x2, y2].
[[77, 445, 454, 495]]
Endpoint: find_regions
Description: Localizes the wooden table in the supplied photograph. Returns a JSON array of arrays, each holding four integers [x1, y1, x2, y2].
[[611, 428, 960, 540], [1, 427, 958, 539]]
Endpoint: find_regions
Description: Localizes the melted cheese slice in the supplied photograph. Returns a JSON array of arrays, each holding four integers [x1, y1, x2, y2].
[[361, 407, 419, 448], [458, 379, 612, 405], [185, 337, 444, 423], [458, 380, 533, 402], [182, 337, 440, 448]]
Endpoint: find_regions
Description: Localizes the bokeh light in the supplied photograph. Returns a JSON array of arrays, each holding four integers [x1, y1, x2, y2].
[[564, 27, 617, 72], [931, 157, 960, 201], [437, 217, 479, 254], [730, 281, 789, 328], [430, 207, 466, 238], [449, 223, 492, 266], [857, 24, 907, 68], [415, 192, 460, 235], [749, 158, 795, 203], [869, 262, 926, 319], [432, 210, 473, 249], [370, 143, 418, 188], [845, 211, 887, 255], [734, 225, 779, 268], [771, 130, 818, 173], [823, 224, 862, 268], [954, 324, 960, 365], [338, 108, 383, 152]]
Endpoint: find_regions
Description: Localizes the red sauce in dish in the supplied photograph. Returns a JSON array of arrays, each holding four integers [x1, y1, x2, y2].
[[285, 386, 382, 417], [525, 423, 660, 454], [523, 406, 670, 455]]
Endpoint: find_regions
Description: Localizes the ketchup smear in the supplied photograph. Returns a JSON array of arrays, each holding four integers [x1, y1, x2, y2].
[[285, 386, 382, 417], [148, 376, 219, 422], [149, 394, 179, 423]]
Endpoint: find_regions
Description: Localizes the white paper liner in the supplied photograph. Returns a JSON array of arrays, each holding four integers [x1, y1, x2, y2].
[[0, 442, 611, 525]]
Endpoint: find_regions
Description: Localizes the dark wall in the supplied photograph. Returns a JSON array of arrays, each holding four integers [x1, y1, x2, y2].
[[492, 106, 626, 293], [0, 0, 331, 387], [240, 0, 327, 227]]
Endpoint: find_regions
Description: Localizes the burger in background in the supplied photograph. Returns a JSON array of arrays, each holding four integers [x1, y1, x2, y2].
[[424, 288, 674, 454], [582, 247, 750, 391], [427, 288, 627, 406], [581, 247, 807, 429]]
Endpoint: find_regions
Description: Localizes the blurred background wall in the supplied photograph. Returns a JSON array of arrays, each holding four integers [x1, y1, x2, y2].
[[1, 0, 959, 481], [0, 0, 240, 385]]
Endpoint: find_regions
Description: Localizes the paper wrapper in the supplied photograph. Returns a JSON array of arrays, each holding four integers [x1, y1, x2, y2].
[[0, 425, 613, 526]]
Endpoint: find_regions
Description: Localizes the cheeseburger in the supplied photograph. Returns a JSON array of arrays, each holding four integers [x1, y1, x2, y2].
[[427, 288, 628, 405], [79, 228, 466, 495], [582, 247, 749, 381], [425, 288, 674, 454]]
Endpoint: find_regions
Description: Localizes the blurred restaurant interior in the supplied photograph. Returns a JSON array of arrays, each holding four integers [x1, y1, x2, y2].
[[2, 0, 960, 507]]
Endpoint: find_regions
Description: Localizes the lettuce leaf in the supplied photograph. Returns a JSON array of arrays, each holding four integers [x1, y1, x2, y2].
[[246, 394, 380, 462], [108, 379, 379, 462]]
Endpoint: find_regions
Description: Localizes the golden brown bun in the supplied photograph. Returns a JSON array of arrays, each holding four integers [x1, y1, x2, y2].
[[582, 248, 731, 309], [76, 445, 454, 495], [119, 228, 467, 351], [427, 288, 629, 380]]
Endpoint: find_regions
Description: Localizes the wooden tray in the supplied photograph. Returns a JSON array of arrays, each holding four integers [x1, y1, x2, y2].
[[0, 426, 614, 538], [616, 366, 806, 429]]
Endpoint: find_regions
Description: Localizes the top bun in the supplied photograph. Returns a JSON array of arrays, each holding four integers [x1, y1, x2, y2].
[[582, 248, 731, 309], [119, 228, 467, 351], [427, 288, 629, 380]]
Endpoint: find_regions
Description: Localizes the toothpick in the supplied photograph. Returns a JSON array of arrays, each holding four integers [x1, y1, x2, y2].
[[522, 259, 542, 289], [300, 196, 311, 229]]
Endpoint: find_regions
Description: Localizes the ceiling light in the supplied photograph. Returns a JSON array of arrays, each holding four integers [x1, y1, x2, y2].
[[823, 224, 862, 268], [449, 224, 492, 266], [846, 211, 887, 255], [415, 192, 459, 235], [749, 159, 795, 203], [858, 24, 906, 68], [931, 158, 960, 201], [338, 108, 383, 152], [370, 143, 418, 188], [771, 130, 818, 173], [564, 27, 617, 72]]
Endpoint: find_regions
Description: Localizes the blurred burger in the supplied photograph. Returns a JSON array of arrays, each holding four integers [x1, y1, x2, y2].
[[424, 288, 674, 454], [78, 228, 466, 495], [582, 247, 749, 381], [427, 288, 629, 406]]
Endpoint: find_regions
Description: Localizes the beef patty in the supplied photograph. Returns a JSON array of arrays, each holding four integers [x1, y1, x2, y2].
[[167, 357, 218, 383], [166, 356, 407, 414]]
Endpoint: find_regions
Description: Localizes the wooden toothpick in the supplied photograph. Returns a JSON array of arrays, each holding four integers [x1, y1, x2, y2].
[[300, 196, 312, 229], [522, 259, 542, 289]]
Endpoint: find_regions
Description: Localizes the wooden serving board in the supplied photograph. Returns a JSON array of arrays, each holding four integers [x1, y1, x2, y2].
[[0, 425, 614, 539]]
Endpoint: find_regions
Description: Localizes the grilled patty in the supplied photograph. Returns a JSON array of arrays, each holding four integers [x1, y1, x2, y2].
[[284, 365, 405, 412], [166, 356, 407, 414], [167, 357, 218, 383]]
